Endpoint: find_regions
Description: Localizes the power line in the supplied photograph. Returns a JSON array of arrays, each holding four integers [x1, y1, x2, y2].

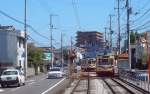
[[28, 25, 49, 40], [136, 0, 150, 14], [0, 10, 25, 25], [28, 35, 47, 46], [0, 10, 49, 40], [137, 24, 150, 31], [133, 20, 150, 30], [133, 8, 150, 23]]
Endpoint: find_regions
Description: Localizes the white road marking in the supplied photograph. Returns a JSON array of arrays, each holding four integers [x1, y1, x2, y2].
[[25, 80, 35, 83], [38, 77, 46, 81], [41, 78, 66, 94], [28, 82, 36, 85], [0, 89, 4, 92], [10, 87, 21, 92]]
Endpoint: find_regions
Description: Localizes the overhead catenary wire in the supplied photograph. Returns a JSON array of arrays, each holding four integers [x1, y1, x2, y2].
[[133, 8, 150, 23], [133, 20, 150, 30], [137, 0, 150, 13], [0, 10, 49, 40], [28, 35, 48, 47], [132, 21, 150, 31]]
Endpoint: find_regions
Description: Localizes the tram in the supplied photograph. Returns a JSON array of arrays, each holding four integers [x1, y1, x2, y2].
[[87, 58, 96, 72], [117, 53, 129, 69], [81, 59, 88, 72], [81, 58, 96, 72], [96, 54, 115, 76]]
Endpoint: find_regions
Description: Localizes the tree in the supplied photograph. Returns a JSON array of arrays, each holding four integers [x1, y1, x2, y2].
[[130, 31, 136, 44], [63, 49, 69, 60], [27, 43, 43, 75], [142, 53, 147, 65]]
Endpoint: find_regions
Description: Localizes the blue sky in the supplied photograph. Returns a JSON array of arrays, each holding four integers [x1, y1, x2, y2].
[[0, 0, 149, 48]]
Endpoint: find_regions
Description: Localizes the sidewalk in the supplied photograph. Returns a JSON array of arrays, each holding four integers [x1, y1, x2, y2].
[[26, 72, 46, 81]]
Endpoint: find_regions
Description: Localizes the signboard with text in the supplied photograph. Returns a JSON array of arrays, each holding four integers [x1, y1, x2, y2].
[[43, 53, 52, 61]]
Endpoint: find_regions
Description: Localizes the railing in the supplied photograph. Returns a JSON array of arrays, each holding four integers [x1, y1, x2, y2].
[[118, 69, 150, 92]]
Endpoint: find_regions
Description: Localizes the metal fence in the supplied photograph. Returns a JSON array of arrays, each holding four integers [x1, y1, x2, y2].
[[118, 69, 150, 92]]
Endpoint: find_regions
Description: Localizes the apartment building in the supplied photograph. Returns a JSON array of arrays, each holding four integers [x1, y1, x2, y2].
[[76, 31, 104, 58]]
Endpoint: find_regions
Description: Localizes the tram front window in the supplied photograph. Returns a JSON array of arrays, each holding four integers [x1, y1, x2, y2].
[[98, 59, 112, 65]]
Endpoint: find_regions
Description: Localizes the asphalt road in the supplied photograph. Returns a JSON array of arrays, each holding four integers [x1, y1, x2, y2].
[[0, 74, 67, 94]]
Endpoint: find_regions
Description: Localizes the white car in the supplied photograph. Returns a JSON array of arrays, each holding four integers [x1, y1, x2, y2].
[[0, 69, 25, 87], [47, 68, 63, 78]]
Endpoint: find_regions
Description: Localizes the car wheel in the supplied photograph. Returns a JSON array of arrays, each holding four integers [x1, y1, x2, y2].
[[1, 84, 5, 88], [23, 82, 25, 85], [18, 83, 21, 87], [17, 82, 21, 87]]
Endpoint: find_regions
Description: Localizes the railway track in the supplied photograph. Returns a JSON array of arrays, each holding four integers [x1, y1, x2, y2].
[[102, 78, 135, 94], [70, 77, 90, 94], [102, 77, 150, 94], [117, 78, 150, 94], [66, 71, 150, 94]]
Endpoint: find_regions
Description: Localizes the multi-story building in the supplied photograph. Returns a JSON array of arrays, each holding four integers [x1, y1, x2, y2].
[[76, 31, 104, 58], [0, 25, 25, 68]]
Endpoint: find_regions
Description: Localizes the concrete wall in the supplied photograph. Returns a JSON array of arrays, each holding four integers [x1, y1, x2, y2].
[[27, 68, 35, 77]]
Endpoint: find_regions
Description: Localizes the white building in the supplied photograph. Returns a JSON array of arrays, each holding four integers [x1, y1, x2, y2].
[[0, 25, 25, 69]]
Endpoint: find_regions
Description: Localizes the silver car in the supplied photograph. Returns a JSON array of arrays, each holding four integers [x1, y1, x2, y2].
[[47, 68, 63, 78]]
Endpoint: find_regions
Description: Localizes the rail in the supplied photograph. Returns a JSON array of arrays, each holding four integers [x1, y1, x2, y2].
[[102, 78, 135, 94], [71, 74, 90, 94], [117, 78, 150, 94], [102, 78, 116, 94], [70, 79, 81, 94], [87, 72, 90, 94]]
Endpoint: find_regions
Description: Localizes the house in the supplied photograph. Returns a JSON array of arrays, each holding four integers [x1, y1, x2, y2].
[[0, 25, 25, 68]]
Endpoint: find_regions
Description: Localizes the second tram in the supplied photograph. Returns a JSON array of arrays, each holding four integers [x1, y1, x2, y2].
[[81, 58, 96, 72]]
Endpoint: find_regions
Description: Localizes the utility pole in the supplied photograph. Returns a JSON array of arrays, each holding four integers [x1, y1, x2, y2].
[[126, 0, 131, 70], [71, 37, 73, 53], [61, 32, 63, 69], [109, 15, 113, 48], [117, 0, 121, 54], [69, 36, 73, 79], [104, 27, 107, 43], [49, 14, 58, 69], [50, 14, 54, 69], [24, 0, 27, 78], [104, 27, 109, 48]]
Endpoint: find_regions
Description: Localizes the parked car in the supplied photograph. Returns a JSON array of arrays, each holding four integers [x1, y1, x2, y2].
[[0, 67, 8, 76], [47, 68, 63, 79], [0, 69, 25, 88]]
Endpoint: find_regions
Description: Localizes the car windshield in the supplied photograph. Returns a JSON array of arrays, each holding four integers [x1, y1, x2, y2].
[[50, 68, 60, 71], [3, 71, 18, 75]]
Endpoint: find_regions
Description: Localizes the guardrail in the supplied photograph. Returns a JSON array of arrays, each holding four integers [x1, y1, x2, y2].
[[118, 69, 150, 92]]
